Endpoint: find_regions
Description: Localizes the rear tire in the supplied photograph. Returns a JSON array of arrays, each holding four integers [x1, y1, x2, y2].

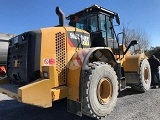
[[82, 62, 118, 119], [132, 59, 151, 92]]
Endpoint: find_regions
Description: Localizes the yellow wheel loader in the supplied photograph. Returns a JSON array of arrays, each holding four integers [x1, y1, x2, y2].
[[0, 5, 151, 119]]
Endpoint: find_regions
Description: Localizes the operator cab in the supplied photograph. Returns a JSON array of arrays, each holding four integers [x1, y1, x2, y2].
[[67, 4, 120, 48]]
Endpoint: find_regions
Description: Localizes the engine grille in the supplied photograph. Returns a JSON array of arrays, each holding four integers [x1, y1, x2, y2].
[[7, 39, 27, 83], [7, 31, 41, 85], [55, 32, 66, 85]]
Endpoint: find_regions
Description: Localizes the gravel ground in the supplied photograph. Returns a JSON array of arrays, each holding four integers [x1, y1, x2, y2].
[[0, 87, 160, 120]]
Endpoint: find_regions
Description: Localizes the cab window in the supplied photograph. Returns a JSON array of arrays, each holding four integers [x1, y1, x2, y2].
[[75, 14, 98, 32], [99, 14, 114, 39]]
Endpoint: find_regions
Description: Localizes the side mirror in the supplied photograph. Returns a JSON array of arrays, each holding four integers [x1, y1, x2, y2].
[[68, 16, 79, 27], [130, 40, 138, 45], [124, 40, 138, 55], [115, 14, 120, 25]]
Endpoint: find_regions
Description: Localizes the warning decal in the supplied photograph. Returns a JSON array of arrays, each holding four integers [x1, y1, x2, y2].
[[43, 58, 55, 66]]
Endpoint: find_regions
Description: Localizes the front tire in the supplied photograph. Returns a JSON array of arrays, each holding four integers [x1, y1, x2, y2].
[[82, 62, 118, 119], [132, 59, 151, 92]]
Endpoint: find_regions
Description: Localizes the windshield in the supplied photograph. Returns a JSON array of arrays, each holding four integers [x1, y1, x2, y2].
[[70, 13, 118, 48], [76, 14, 98, 32]]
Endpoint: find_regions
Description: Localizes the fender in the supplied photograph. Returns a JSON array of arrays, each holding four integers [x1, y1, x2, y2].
[[123, 54, 145, 73], [67, 47, 118, 116], [122, 54, 146, 84], [67, 48, 90, 116], [79, 47, 118, 102], [67, 48, 91, 100]]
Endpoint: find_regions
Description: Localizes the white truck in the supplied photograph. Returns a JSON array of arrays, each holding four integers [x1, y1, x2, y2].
[[0, 33, 15, 76]]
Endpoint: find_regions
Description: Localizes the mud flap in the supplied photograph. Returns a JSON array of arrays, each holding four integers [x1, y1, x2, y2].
[[67, 99, 82, 116]]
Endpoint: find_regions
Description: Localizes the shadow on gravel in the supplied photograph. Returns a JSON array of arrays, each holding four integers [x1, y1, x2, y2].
[[118, 88, 143, 98], [0, 99, 95, 120], [0, 88, 145, 120]]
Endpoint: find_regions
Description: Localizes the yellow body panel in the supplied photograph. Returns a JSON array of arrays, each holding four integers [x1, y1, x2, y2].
[[18, 79, 52, 108], [0, 26, 90, 107], [123, 52, 146, 73], [40, 27, 67, 86], [51, 86, 68, 101], [63, 27, 90, 101], [67, 68, 81, 101], [123, 55, 141, 72], [14, 27, 69, 107]]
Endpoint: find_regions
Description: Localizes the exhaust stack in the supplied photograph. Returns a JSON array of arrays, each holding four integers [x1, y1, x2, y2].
[[56, 6, 65, 26]]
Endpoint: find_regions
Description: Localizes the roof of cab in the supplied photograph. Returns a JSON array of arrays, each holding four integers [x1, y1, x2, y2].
[[66, 4, 116, 20]]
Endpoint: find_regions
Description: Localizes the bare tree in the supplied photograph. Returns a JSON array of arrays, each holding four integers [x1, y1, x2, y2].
[[122, 24, 150, 50]]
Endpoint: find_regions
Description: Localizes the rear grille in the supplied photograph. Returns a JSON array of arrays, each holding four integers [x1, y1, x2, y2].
[[55, 32, 66, 85], [7, 38, 27, 83], [7, 31, 41, 85]]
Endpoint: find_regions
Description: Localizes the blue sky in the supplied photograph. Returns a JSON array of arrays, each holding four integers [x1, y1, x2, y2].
[[0, 0, 160, 47]]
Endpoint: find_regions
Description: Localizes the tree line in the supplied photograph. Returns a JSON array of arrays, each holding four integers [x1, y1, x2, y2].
[[121, 24, 159, 59]]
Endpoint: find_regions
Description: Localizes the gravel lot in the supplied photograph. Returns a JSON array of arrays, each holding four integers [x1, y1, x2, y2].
[[0, 87, 160, 120]]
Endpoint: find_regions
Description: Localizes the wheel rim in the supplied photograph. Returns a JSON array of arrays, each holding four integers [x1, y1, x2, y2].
[[97, 78, 113, 104], [144, 67, 149, 83]]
